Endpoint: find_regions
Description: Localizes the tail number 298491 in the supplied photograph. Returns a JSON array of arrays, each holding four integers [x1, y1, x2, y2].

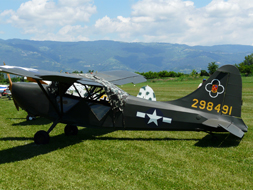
[[191, 99, 232, 115]]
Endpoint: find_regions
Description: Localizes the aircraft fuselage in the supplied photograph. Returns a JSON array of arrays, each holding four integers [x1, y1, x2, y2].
[[11, 82, 247, 135]]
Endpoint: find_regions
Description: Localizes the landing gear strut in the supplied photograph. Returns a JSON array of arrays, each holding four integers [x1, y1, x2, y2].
[[34, 122, 79, 144]]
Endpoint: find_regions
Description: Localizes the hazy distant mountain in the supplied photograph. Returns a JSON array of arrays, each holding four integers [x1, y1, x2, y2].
[[1, 39, 253, 73]]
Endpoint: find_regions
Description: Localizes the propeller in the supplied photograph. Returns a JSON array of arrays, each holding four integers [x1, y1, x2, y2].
[[26, 77, 48, 85], [3, 62, 19, 111]]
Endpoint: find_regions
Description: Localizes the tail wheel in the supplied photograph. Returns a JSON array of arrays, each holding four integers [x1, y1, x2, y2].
[[64, 125, 78, 136], [34, 130, 50, 144], [26, 115, 36, 121]]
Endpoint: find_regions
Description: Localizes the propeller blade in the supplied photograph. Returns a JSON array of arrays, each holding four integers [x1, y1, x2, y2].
[[3, 62, 12, 91], [3, 61, 19, 111], [26, 77, 48, 85]]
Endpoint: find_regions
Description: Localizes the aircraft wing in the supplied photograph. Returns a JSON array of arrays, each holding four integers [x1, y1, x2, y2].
[[0, 65, 146, 86], [94, 70, 146, 85], [0, 65, 103, 86]]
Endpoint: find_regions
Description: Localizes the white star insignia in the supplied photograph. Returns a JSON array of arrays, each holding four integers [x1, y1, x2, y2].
[[146, 109, 162, 126], [136, 109, 172, 126]]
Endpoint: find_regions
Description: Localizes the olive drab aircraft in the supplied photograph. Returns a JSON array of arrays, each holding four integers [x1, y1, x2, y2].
[[0, 64, 248, 144]]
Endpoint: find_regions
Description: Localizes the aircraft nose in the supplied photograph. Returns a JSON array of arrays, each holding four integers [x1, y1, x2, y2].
[[12, 82, 50, 115], [12, 82, 36, 111]]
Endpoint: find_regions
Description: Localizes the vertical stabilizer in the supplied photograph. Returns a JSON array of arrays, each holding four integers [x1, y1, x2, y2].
[[170, 65, 242, 118]]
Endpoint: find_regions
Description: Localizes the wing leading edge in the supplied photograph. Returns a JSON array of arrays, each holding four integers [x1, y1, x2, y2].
[[0, 65, 146, 86], [93, 70, 146, 85]]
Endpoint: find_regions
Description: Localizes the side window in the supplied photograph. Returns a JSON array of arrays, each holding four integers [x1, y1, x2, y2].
[[47, 81, 59, 96], [65, 83, 108, 101], [65, 83, 87, 98]]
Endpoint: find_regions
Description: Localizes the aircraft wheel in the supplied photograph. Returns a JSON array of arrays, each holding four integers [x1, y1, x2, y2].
[[34, 130, 50, 144], [64, 125, 78, 136], [26, 115, 35, 121]]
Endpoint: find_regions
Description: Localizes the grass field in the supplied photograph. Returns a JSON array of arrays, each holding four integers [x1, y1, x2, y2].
[[0, 77, 252, 189]]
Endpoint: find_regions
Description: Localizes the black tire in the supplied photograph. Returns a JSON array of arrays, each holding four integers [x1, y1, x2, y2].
[[34, 130, 50, 144], [64, 125, 78, 136]]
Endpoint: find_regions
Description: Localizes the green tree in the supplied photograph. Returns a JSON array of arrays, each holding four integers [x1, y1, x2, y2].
[[241, 53, 253, 66], [208, 62, 218, 75], [200, 70, 209, 76], [190, 69, 197, 76], [158, 70, 169, 78], [0, 73, 4, 83], [235, 53, 253, 75], [72, 70, 84, 74], [143, 71, 159, 79]]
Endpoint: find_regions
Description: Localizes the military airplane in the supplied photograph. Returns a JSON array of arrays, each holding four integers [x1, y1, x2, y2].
[[0, 64, 248, 144], [0, 85, 8, 94]]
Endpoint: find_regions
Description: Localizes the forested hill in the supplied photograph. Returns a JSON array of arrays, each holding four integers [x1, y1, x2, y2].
[[1, 39, 253, 73]]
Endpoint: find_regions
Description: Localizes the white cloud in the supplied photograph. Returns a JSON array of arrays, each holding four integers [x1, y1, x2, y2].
[[31, 24, 90, 41], [92, 0, 196, 42], [1, 0, 253, 45], [131, 0, 194, 18], [93, 0, 253, 45], [95, 16, 141, 34], [1, 0, 96, 39]]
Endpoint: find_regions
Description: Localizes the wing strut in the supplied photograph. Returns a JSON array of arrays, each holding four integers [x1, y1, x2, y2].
[[36, 79, 61, 117], [34, 81, 62, 144]]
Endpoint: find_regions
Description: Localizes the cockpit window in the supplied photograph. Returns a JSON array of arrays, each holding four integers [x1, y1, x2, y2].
[[78, 73, 129, 111], [47, 81, 59, 96], [65, 83, 86, 97], [65, 82, 107, 102], [48, 73, 129, 112]]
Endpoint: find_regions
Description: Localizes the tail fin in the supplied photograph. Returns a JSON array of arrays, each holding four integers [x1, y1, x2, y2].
[[170, 65, 242, 118]]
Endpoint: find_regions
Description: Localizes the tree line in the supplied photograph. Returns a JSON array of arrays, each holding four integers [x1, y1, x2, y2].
[[137, 53, 253, 79], [0, 74, 25, 84], [136, 62, 218, 79], [235, 53, 253, 76]]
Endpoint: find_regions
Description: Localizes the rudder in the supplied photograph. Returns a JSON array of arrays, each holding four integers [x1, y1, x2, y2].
[[170, 65, 242, 118]]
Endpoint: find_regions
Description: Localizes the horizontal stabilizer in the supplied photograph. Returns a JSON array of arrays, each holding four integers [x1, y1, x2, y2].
[[219, 123, 244, 138], [202, 119, 244, 138]]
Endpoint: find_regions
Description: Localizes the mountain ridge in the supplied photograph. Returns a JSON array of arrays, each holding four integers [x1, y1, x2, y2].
[[0, 39, 252, 73]]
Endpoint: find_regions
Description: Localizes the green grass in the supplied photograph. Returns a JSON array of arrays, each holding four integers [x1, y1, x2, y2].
[[0, 77, 252, 189]]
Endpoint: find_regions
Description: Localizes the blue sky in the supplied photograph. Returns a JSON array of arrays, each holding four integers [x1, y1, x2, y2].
[[1, 0, 252, 46]]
